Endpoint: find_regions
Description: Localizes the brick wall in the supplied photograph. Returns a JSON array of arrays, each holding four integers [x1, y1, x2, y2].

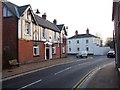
[[3, 17, 18, 67], [52, 44, 60, 59], [18, 40, 45, 63], [0, 1, 2, 71]]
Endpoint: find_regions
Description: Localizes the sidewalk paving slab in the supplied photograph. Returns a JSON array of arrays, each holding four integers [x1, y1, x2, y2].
[[82, 63, 119, 88]]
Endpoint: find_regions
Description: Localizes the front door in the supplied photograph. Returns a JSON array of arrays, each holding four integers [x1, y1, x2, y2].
[[46, 49, 49, 59]]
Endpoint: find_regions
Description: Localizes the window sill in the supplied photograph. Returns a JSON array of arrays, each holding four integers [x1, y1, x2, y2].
[[33, 55, 40, 57], [24, 34, 31, 36], [52, 53, 56, 55]]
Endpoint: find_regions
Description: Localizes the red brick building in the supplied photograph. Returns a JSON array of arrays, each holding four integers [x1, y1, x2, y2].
[[0, 0, 3, 70], [2, 1, 67, 68], [112, 0, 120, 70]]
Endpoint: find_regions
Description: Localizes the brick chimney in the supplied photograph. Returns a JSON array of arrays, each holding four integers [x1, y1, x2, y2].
[[53, 19, 57, 25], [75, 30, 78, 36], [42, 13, 47, 19], [86, 28, 89, 34]]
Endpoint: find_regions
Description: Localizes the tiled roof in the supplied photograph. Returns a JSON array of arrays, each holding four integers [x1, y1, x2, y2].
[[35, 15, 60, 32], [3, 2, 29, 17], [57, 24, 67, 35], [68, 34, 99, 39], [3, 1, 60, 32]]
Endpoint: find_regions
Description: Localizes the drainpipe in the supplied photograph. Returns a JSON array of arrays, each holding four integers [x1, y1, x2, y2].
[[17, 19, 19, 67]]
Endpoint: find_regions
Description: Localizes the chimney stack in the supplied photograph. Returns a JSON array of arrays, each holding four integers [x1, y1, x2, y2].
[[53, 19, 57, 25], [42, 13, 47, 19], [75, 30, 78, 36], [86, 28, 89, 34]]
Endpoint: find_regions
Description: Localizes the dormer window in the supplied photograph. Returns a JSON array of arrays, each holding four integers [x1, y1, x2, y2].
[[3, 6, 12, 17]]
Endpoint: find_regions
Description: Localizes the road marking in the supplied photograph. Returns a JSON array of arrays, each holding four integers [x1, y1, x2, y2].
[[54, 67, 72, 75], [17, 79, 42, 90], [72, 61, 114, 90], [3, 57, 93, 81]]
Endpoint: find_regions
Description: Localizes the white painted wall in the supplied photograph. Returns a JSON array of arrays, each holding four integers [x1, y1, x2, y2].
[[67, 37, 110, 55]]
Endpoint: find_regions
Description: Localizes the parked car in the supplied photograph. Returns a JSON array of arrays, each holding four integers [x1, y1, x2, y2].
[[76, 51, 88, 58], [107, 50, 115, 58]]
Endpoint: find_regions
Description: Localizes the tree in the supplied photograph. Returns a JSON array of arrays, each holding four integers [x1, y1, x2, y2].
[[104, 37, 114, 49]]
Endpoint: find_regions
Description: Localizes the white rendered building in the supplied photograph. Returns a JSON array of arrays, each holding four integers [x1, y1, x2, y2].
[[67, 29, 110, 55]]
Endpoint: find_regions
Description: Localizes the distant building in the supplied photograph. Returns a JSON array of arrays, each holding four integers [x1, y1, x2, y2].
[[67, 28, 110, 55]]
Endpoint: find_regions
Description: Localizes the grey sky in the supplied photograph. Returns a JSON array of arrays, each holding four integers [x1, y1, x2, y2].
[[8, 0, 114, 43]]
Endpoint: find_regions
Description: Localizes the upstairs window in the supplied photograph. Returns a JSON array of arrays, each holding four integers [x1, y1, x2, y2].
[[77, 48, 79, 51], [25, 21, 31, 35], [69, 41, 71, 44], [77, 40, 79, 44], [3, 7, 12, 17], [86, 39, 89, 44], [42, 28, 46, 39], [54, 32, 56, 41]]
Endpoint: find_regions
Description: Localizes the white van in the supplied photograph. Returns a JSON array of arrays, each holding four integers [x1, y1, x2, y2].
[[76, 51, 88, 58]]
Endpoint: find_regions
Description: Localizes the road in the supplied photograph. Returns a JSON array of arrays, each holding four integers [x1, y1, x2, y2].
[[2, 56, 114, 89]]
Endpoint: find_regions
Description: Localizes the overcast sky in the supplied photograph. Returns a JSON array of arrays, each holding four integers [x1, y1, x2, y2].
[[8, 0, 114, 43]]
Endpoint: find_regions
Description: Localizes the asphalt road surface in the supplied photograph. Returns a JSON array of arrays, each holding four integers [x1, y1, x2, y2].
[[2, 56, 114, 89]]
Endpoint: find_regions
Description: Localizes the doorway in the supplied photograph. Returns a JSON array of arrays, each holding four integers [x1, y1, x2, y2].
[[46, 49, 49, 59]]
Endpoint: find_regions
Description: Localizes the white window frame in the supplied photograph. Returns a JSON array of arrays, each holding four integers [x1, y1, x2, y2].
[[25, 21, 31, 35], [3, 6, 12, 17], [33, 45, 39, 56], [52, 46, 56, 54], [62, 46, 65, 54]]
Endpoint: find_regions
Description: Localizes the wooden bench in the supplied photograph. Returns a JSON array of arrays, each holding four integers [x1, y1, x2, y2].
[[8, 59, 19, 67]]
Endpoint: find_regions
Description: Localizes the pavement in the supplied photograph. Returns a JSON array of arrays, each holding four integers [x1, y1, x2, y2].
[[2, 56, 119, 88]]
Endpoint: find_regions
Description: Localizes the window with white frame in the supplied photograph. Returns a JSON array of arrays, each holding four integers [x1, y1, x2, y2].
[[3, 7, 12, 17], [86, 39, 89, 44], [69, 41, 71, 44], [62, 46, 65, 53], [69, 48, 71, 52], [42, 28, 46, 39], [52, 46, 56, 54], [33, 45, 39, 56], [77, 40, 79, 44], [25, 21, 31, 35], [54, 32, 56, 41]]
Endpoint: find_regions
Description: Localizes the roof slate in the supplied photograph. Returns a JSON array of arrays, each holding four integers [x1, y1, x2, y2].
[[35, 15, 60, 32], [68, 34, 99, 39], [3, 1, 61, 33], [57, 24, 67, 35]]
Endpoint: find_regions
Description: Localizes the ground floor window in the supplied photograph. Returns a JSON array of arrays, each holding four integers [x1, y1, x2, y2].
[[69, 48, 71, 52], [33, 45, 39, 56], [52, 46, 56, 54], [62, 46, 65, 53]]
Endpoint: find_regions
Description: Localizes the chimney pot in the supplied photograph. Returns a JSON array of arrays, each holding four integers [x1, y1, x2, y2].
[[75, 30, 78, 36], [86, 28, 89, 34], [42, 13, 47, 19], [53, 19, 57, 25]]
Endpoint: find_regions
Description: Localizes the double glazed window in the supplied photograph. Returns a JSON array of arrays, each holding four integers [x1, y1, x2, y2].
[[52, 46, 56, 54], [62, 46, 65, 53], [33, 45, 39, 56], [25, 21, 31, 35], [3, 7, 12, 17], [42, 28, 46, 39]]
